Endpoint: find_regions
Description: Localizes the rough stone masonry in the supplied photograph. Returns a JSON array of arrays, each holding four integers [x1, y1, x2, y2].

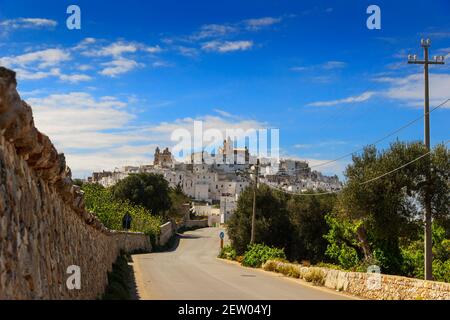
[[0, 67, 151, 299]]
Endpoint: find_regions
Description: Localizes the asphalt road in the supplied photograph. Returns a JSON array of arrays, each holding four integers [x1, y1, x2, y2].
[[132, 227, 353, 300]]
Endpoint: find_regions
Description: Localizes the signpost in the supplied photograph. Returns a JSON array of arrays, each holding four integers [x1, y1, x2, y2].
[[219, 231, 225, 250]]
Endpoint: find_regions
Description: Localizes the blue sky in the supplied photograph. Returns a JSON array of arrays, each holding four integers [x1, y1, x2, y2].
[[0, 0, 449, 178]]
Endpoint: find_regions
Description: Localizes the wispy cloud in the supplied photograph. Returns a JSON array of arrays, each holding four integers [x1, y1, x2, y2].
[[27, 91, 269, 177], [76, 39, 162, 76], [294, 140, 348, 149], [243, 17, 282, 30], [202, 40, 253, 53], [99, 58, 141, 77], [0, 48, 93, 83], [307, 91, 376, 107], [0, 18, 57, 30], [164, 16, 284, 56], [0, 48, 71, 68], [420, 32, 450, 39], [191, 24, 239, 40], [291, 60, 347, 72], [377, 73, 450, 107]]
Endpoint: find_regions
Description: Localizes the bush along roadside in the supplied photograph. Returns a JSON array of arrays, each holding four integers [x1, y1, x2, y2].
[[218, 243, 326, 286], [263, 260, 326, 286], [218, 244, 237, 261], [218, 243, 286, 267], [242, 243, 287, 268]]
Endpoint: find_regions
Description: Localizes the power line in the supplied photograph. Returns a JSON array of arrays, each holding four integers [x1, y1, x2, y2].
[[262, 183, 340, 196], [359, 150, 431, 185], [262, 140, 448, 196], [290, 98, 450, 172]]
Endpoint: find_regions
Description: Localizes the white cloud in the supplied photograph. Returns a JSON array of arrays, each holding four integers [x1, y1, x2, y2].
[[27, 92, 134, 148], [202, 40, 253, 53], [177, 46, 199, 57], [192, 24, 239, 40], [0, 18, 57, 29], [244, 17, 281, 30], [152, 61, 172, 68], [145, 45, 163, 53], [13, 67, 91, 83], [66, 148, 156, 177], [379, 73, 450, 107], [58, 73, 92, 83], [322, 61, 347, 70], [294, 141, 348, 149], [73, 37, 97, 50], [84, 41, 139, 57], [291, 60, 346, 72], [15, 68, 60, 80], [99, 58, 140, 77], [77, 64, 93, 71], [307, 91, 376, 107], [81, 41, 162, 57], [192, 16, 281, 39], [421, 32, 450, 39], [27, 92, 269, 177], [214, 109, 234, 117], [0, 48, 71, 68]]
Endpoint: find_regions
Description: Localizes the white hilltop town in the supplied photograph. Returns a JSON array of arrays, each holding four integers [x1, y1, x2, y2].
[[88, 137, 342, 224]]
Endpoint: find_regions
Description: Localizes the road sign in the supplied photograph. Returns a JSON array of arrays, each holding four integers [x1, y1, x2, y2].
[[219, 231, 225, 239]]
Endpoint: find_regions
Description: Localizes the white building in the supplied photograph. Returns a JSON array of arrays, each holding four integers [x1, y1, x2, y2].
[[220, 194, 238, 224]]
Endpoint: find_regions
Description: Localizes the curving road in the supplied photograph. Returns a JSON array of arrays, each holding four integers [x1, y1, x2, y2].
[[131, 227, 354, 300]]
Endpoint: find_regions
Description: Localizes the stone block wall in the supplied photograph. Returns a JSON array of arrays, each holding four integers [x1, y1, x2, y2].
[[184, 219, 209, 229], [0, 68, 151, 300], [158, 221, 176, 247], [263, 260, 450, 300]]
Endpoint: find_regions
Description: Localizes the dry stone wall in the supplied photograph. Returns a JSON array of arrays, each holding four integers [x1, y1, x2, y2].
[[263, 260, 450, 300], [0, 68, 151, 300]]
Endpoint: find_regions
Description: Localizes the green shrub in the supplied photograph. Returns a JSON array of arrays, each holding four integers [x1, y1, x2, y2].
[[315, 262, 347, 271], [82, 183, 162, 238], [242, 244, 286, 268], [219, 245, 237, 261], [433, 259, 450, 283]]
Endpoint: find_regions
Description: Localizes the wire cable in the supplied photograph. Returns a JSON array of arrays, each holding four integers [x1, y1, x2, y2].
[[261, 140, 449, 196], [290, 98, 450, 172]]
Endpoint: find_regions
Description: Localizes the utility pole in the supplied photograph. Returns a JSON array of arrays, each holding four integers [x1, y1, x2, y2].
[[250, 159, 259, 244], [407, 39, 445, 280]]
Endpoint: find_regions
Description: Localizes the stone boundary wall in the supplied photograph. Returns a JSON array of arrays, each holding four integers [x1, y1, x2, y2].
[[0, 68, 151, 300], [263, 260, 450, 300], [184, 219, 209, 229], [157, 218, 209, 247], [158, 221, 177, 247]]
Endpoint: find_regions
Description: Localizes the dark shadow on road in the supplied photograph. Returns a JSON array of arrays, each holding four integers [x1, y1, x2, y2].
[[177, 233, 204, 239], [129, 257, 141, 300]]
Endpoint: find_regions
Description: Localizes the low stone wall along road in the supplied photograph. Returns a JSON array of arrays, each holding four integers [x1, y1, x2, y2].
[[132, 227, 353, 300]]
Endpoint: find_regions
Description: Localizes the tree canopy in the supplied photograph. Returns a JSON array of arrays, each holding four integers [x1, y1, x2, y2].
[[111, 173, 172, 217]]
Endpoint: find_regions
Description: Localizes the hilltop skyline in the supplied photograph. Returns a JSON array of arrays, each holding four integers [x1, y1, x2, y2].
[[0, 0, 449, 178]]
